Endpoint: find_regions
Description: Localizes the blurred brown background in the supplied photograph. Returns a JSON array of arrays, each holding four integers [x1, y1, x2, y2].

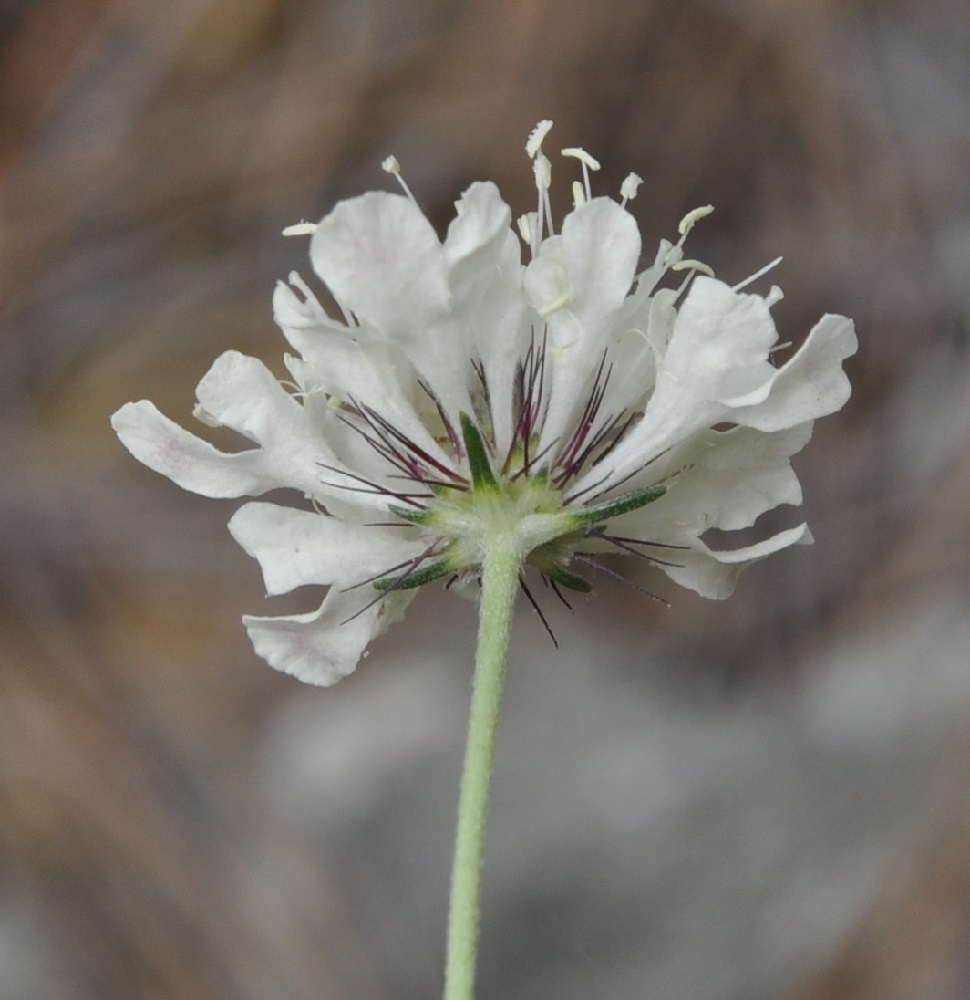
[[2, 0, 970, 997]]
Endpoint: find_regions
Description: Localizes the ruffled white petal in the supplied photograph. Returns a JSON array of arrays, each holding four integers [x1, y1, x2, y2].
[[730, 314, 857, 431], [229, 502, 425, 595], [112, 400, 293, 498], [661, 524, 811, 599], [573, 276, 818, 495], [243, 587, 415, 686], [310, 191, 450, 336], [558, 198, 641, 335], [444, 181, 513, 276], [195, 350, 391, 503], [444, 182, 529, 452], [526, 199, 641, 447], [310, 190, 477, 428], [607, 422, 813, 538]]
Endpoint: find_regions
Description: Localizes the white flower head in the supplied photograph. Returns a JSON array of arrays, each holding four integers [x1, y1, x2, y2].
[[112, 123, 856, 686]]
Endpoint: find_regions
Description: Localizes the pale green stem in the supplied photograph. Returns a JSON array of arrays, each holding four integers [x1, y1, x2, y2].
[[443, 534, 522, 1000]]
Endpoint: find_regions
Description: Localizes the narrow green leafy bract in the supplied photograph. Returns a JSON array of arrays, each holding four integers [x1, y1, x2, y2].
[[389, 504, 434, 525], [374, 558, 455, 591], [460, 413, 498, 491], [545, 564, 592, 592], [572, 484, 666, 526]]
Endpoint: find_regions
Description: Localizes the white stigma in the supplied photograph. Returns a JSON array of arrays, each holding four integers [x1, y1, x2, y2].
[[526, 120, 554, 157]]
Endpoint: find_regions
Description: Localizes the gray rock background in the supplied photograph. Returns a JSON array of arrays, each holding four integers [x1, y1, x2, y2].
[[2, 1, 970, 997]]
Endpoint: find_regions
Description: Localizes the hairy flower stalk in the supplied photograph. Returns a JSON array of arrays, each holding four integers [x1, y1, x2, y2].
[[111, 120, 856, 1000]]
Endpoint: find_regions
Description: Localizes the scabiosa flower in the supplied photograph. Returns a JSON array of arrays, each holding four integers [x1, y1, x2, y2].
[[111, 120, 856, 686]]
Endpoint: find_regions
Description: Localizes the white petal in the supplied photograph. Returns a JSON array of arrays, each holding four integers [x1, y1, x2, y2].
[[229, 502, 425, 595], [310, 191, 450, 337], [112, 400, 285, 498], [575, 277, 782, 492], [444, 187, 528, 453], [244, 587, 415, 686], [282, 329, 453, 471], [195, 351, 300, 443], [527, 199, 642, 448], [444, 181, 513, 275], [607, 423, 813, 537], [730, 314, 857, 430], [662, 524, 811, 599], [558, 198, 641, 335], [646, 276, 779, 431], [523, 237, 571, 317], [193, 351, 342, 498], [272, 275, 339, 332], [310, 191, 478, 427]]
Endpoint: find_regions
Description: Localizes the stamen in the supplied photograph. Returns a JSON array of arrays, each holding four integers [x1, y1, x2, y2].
[[532, 153, 553, 250], [562, 146, 601, 204], [192, 404, 221, 428], [671, 258, 716, 277], [282, 221, 317, 236], [677, 204, 715, 236], [733, 256, 783, 293], [382, 155, 417, 204]]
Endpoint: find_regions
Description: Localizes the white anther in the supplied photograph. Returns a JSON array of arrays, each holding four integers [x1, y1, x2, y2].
[[192, 404, 222, 428], [282, 222, 317, 236], [561, 147, 601, 172], [562, 146, 600, 203], [677, 204, 715, 236], [671, 259, 716, 277], [381, 154, 416, 202]]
